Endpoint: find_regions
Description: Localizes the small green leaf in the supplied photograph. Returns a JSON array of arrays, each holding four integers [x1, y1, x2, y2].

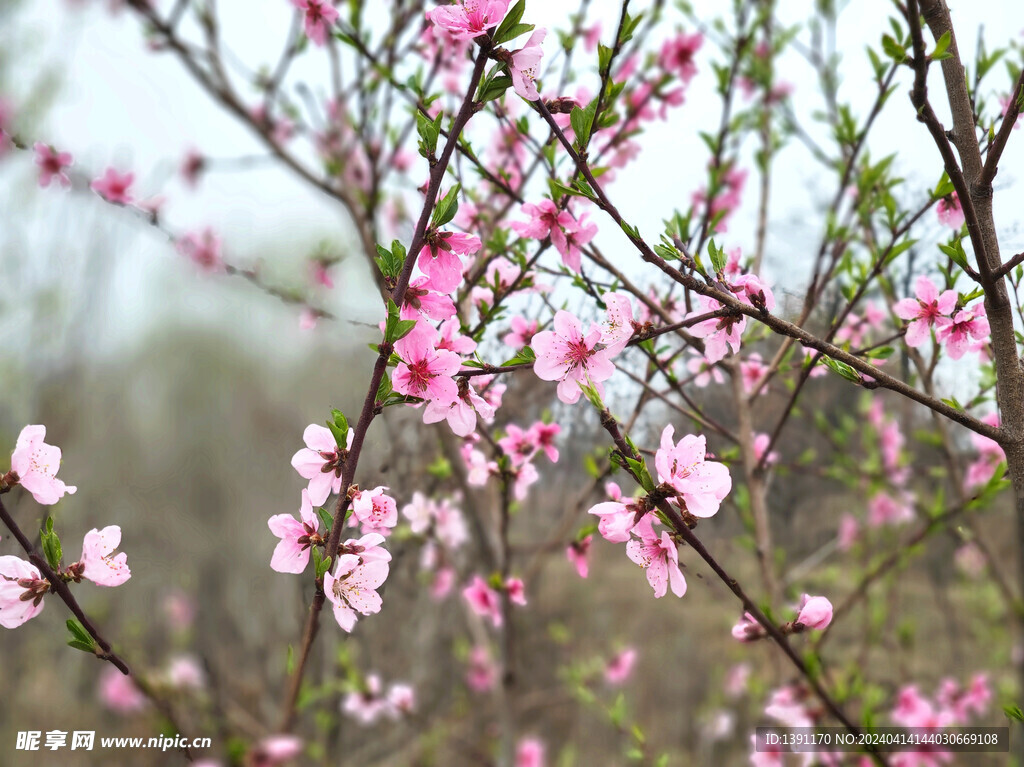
[[66, 619, 93, 646], [500, 346, 536, 366], [822, 356, 863, 384], [431, 184, 462, 228], [68, 640, 97, 654], [316, 507, 334, 534], [491, 0, 528, 45]]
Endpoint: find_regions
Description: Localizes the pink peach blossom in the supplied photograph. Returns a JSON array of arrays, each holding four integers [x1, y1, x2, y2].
[[427, 0, 509, 41], [9, 425, 77, 505], [90, 167, 134, 204], [75, 526, 131, 587], [33, 142, 73, 189], [655, 425, 732, 517], [532, 310, 616, 404], [0, 556, 45, 628], [894, 276, 957, 347], [323, 554, 389, 632], [268, 489, 320, 574], [625, 518, 686, 598], [291, 0, 339, 46]]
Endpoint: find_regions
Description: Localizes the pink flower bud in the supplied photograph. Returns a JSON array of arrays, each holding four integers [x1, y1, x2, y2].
[[796, 595, 833, 630]]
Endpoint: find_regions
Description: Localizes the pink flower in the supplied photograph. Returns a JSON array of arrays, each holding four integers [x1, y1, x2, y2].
[[504, 315, 538, 348], [554, 212, 597, 272], [74, 526, 131, 587], [339, 532, 391, 564], [527, 421, 560, 462], [427, 0, 510, 41], [291, 0, 339, 46], [387, 683, 416, 716], [658, 31, 703, 84], [837, 513, 859, 551], [604, 647, 637, 685], [731, 611, 764, 642], [868, 491, 915, 527], [177, 228, 224, 273], [601, 292, 635, 354], [463, 574, 502, 627], [402, 277, 457, 321], [936, 193, 965, 229], [625, 518, 687, 598], [343, 673, 387, 725], [752, 433, 779, 466], [290, 424, 351, 505], [532, 310, 616, 404], [935, 304, 989, 360], [510, 29, 546, 101], [323, 554, 389, 632], [466, 645, 497, 692], [9, 425, 77, 505], [511, 199, 574, 240], [689, 295, 745, 363], [90, 167, 135, 204], [588, 499, 639, 543], [506, 576, 526, 605], [98, 666, 147, 713], [249, 735, 303, 766], [686, 354, 724, 387], [566, 535, 592, 578], [894, 276, 958, 347], [740, 353, 767, 395], [655, 425, 732, 517], [156, 656, 203, 692], [418, 229, 481, 294], [516, 738, 546, 767], [33, 142, 73, 189], [0, 556, 46, 628], [795, 594, 832, 630], [393, 333, 461, 405], [423, 380, 493, 437], [731, 273, 776, 312], [351, 486, 399, 531], [268, 489, 320, 574]]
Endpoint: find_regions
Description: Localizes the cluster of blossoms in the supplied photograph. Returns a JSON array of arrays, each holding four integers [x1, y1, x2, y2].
[[688, 268, 776, 365], [588, 424, 732, 598], [894, 276, 990, 360], [275, 423, 396, 632], [1, 426, 129, 630], [530, 292, 635, 405], [342, 672, 415, 726], [463, 573, 526, 627], [731, 594, 833, 643], [752, 674, 990, 766], [402, 492, 469, 599]]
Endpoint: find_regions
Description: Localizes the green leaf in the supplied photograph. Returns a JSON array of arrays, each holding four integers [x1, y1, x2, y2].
[[1003, 704, 1024, 723], [491, 0, 527, 45], [500, 346, 536, 366], [66, 619, 93, 646], [822, 356, 863, 384], [316, 555, 333, 581], [316, 507, 334, 534], [477, 74, 513, 102], [68, 640, 97, 654], [931, 31, 951, 60], [326, 408, 349, 450], [493, 23, 534, 47], [431, 184, 462, 228], [415, 111, 440, 158], [881, 34, 905, 64], [41, 519, 62, 571], [570, 98, 599, 150], [707, 239, 726, 274]]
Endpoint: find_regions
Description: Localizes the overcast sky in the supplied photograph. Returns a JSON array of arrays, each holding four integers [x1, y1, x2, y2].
[[3, 0, 1024, 370]]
